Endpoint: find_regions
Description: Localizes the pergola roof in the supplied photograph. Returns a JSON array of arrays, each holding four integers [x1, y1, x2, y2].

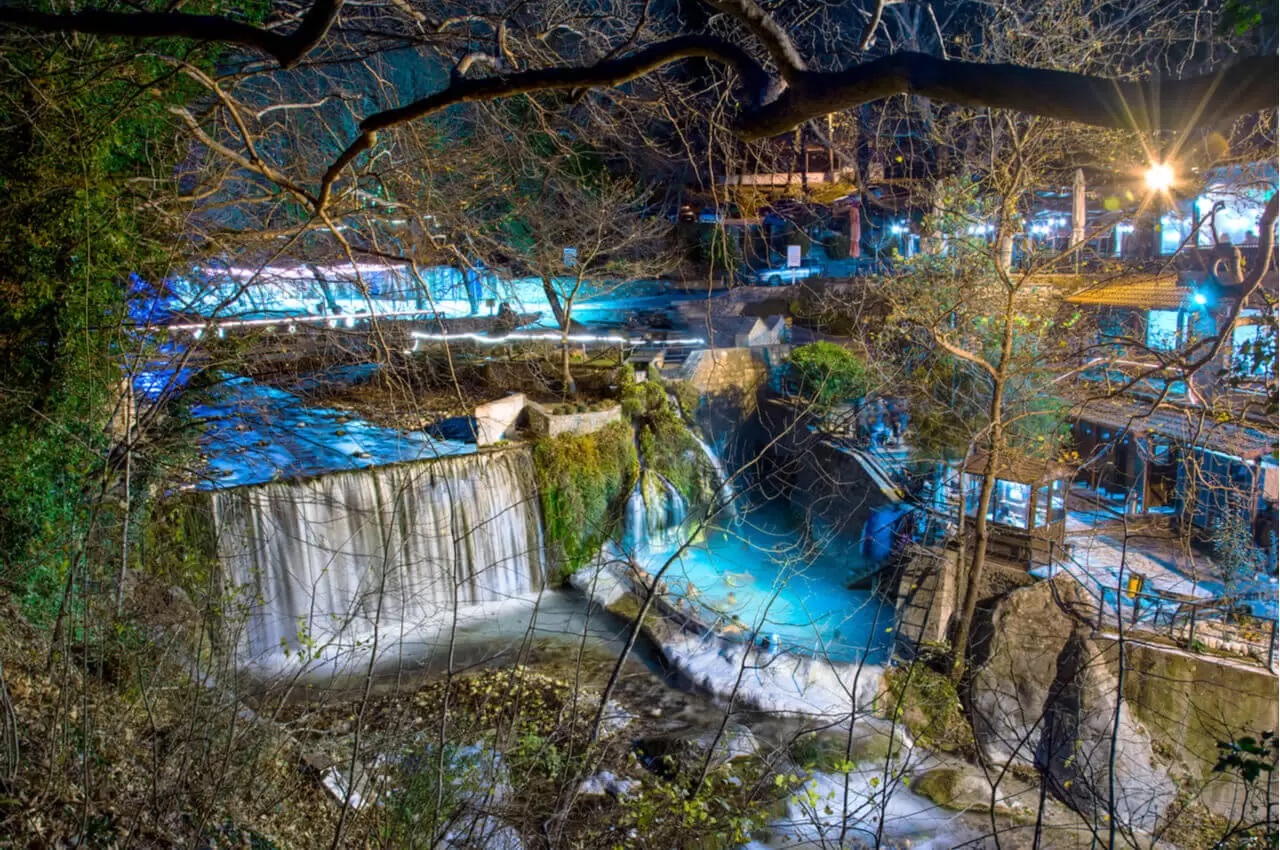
[[1065, 274, 1186, 310], [1072, 395, 1279, 461], [963, 452, 1076, 485]]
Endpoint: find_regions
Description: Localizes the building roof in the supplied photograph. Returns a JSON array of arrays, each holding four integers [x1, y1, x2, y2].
[[1072, 396, 1278, 461], [964, 452, 1076, 484], [1065, 274, 1187, 310]]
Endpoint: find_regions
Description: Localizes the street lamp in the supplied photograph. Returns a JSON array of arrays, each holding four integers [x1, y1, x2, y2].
[[1145, 163, 1175, 192]]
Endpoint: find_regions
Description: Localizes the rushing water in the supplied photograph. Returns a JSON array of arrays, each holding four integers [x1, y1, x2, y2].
[[214, 449, 544, 673], [206, 421, 965, 846]]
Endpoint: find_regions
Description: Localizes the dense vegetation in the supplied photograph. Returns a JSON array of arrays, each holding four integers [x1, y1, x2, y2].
[[620, 370, 716, 507], [0, 34, 197, 620], [532, 420, 638, 580], [786, 341, 875, 412]]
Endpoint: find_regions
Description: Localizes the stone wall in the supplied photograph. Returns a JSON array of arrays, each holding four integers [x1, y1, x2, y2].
[[1108, 637, 1279, 819], [680, 347, 775, 397], [526, 401, 622, 438], [893, 545, 960, 655], [473, 392, 526, 445]]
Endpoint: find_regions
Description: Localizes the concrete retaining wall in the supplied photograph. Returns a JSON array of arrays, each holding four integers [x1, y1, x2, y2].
[[473, 392, 526, 445], [527, 402, 622, 438], [1107, 637, 1279, 819]]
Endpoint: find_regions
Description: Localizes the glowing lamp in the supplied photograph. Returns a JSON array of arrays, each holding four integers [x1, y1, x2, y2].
[[1145, 163, 1175, 192], [1192, 292, 1207, 306]]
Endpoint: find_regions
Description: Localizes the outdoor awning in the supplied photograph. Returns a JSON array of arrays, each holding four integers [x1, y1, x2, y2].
[[963, 452, 1076, 485], [1072, 396, 1278, 461]]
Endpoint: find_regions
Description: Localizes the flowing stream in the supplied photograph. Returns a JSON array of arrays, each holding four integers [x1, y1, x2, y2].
[[205, 421, 973, 846]]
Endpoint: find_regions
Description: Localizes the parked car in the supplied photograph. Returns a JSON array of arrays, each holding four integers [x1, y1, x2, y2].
[[747, 261, 824, 286]]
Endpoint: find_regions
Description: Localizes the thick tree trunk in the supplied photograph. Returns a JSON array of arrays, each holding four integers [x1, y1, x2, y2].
[[540, 275, 567, 328]]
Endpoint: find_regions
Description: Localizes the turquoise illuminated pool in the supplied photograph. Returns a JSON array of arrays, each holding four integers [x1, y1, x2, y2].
[[630, 500, 894, 665]]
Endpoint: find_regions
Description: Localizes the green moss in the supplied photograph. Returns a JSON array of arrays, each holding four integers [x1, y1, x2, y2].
[[787, 728, 901, 771], [878, 663, 975, 757], [533, 421, 638, 580], [618, 371, 712, 507]]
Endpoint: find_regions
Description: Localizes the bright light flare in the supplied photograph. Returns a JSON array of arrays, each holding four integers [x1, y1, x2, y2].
[[1144, 163, 1175, 192]]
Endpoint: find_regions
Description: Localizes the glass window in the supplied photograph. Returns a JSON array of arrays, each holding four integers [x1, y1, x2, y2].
[[989, 479, 1031, 529], [1146, 310, 1180, 351], [1033, 485, 1050, 527], [963, 474, 981, 517], [1050, 479, 1067, 522], [1160, 213, 1191, 255]]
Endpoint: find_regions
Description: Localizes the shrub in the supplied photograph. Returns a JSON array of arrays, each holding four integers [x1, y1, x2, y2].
[[787, 341, 875, 411], [617, 371, 714, 506], [878, 662, 974, 756]]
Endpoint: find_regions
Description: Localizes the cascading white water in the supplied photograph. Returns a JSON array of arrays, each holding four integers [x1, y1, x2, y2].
[[213, 449, 543, 672], [624, 469, 688, 557], [691, 433, 736, 515]]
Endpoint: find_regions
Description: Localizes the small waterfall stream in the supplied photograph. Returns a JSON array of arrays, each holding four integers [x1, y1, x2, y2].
[[623, 469, 688, 558], [214, 449, 543, 671]]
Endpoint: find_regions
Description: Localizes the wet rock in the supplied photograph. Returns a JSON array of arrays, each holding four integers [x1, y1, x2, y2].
[[578, 770, 639, 799], [598, 700, 634, 736], [636, 722, 758, 777], [910, 766, 1032, 815]]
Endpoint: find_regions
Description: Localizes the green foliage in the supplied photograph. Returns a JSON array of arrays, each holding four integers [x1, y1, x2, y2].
[[619, 371, 712, 506], [1211, 506, 1270, 602], [0, 32, 196, 615], [879, 662, 975, 756], [787, 341, 875, 411], [142, 494, 220, 599], [1217, 0, 1272, 35], [1214, 731, 1277, 784], [381, 743, 482, 850], [668, 379, 702, 420], [699, 227, 743, 271], [533, 421, 637, 579], [615, 763, 771, 849]]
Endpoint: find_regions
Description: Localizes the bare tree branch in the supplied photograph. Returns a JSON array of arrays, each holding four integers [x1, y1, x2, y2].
[[701, 0, 807, 79], [742, 51, 1277, 139]]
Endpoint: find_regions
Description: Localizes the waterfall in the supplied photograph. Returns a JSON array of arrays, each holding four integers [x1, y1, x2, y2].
[[692, 433, 736, 516], [624, 469, 688, 557], [213, 449, 544, 671]]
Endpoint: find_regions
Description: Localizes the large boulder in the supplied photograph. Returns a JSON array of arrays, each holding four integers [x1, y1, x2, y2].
[[969, 576, 1175, 834]]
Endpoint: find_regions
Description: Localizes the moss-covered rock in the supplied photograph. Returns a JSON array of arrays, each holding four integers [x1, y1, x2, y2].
[[787, 724, 905, 771], [878, 662, 975, 757], [532, 420, 638, 580], [910, 766, 1032, 817]]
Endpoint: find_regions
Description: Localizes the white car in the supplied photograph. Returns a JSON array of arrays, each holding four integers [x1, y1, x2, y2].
[[749, 263, 823, 286]]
